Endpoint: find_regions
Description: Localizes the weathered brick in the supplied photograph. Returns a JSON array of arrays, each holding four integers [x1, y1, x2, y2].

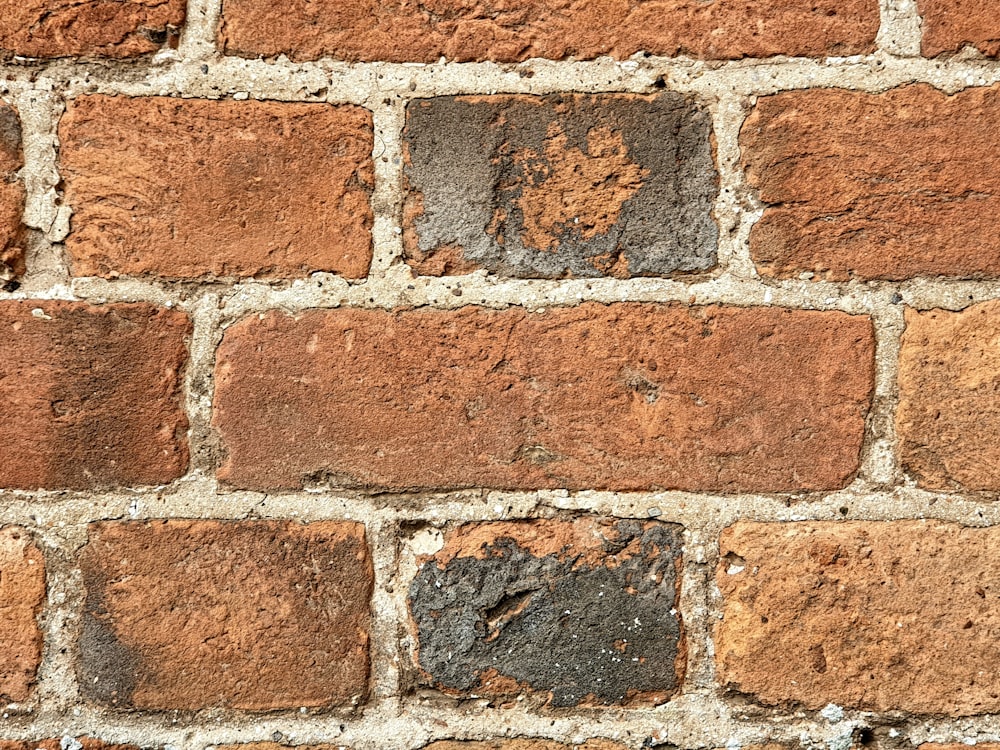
[[0, 528, 45, 703], [408, 518, 683, 707], [219, 0, 879, 63], [897, 302, 1000, 490], [403, 94, 717, 279], [78, 520, 372, 710], [919, 0, 999, 57], [742, 84, 1000, 280], [422, 742, 625, 749], [717, 521, 1000, 714], [60, 96, 374, 280], [0, 0, 184, 58], [0, 301, 189, 490], [0, 740, 135, 750], [0, 102, 24, 282], [214, 304, 873, 492]]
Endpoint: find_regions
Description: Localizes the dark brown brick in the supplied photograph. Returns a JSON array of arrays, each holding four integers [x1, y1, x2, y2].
[[0, 102, 24, 282], [78, 520, 372, 710]]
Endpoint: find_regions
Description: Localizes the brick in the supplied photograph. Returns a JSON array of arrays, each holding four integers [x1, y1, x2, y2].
[[716, 520, 1000, 714], [919, 0, 999, 57], [78, 520, 372, 710], [0, 741, 135, 750], [218, 0, 879, 63], [403, 94, 717, 279], [0, 103, 24, 282], [422, 742, 625, 749], [742, 84, 1000, 281], [0, 0, 183, 58], [0, 301, 189, 490], [408, 519, 683, 707], [897, 302, 1000, 490], [60, 96, 374, 280], [0, 528, 45, 703], [214, 303, 874, 492]]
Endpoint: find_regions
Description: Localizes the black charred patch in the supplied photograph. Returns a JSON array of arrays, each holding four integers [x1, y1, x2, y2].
[[408, 520, 684, 707], [77, 562, 139, 708]]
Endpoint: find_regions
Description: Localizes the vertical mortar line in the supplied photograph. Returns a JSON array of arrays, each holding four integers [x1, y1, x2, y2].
[[858, 297, 905, 487], [677, 521, 723, 696], [365, 100, 407, 281], [876, 0, 924, 58], [183, 292, 224, 481], [366, 511, 404, 705], [707, 89, 759, 282], [11, 87, 71, 292], [178, 0, 223, 60]]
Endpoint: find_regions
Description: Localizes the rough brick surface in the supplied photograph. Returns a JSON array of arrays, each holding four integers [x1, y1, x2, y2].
[[0, 103, 24, 282], [0, 528, 45, 703], [0, 301, 189, 490], [897, 302, 1000, 491], [717, 521, 1000, 714], [219, 0, 879, 63], [409, 519, 683, 707], [423, 742, 624, 749], [0, 0, 184, 58], [78, 520, 372, 710], [742, 84, 1000, 280], [403, 94, 717, 279], [60, 96, 374, 280], [213, 304, 874, 492], [919, 0, 999, 56], [0, 741, 135, 750]]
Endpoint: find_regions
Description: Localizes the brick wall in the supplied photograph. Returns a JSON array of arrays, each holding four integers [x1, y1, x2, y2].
[[0, 0, 998, 748]]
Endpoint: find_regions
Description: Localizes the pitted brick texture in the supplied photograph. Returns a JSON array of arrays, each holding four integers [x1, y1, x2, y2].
[[423, 742, 625, 749], [0, 301, 189, 490], [60, 96, 374, 280], [0, 528, 45, 703], [919, 0, 999, 56], [0, 741, 136, 750], [219, 0, 879, 63], [717, 521, 1000, 714], [742, 84, 1000, 281], [213, 303, 874, 492], [78, 520, 372, 710], [409, 519, 683, 707], [0, 0, 184, 58], [0, 103, 24, 282], [897, 302, 1000, 491], [403, 94, 717, 279]]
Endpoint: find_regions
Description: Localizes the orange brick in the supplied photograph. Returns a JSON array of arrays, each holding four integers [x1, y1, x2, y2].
[[0, 102, 24, 282], [919, 0, 999, 57], [0, 528, 45, 703]]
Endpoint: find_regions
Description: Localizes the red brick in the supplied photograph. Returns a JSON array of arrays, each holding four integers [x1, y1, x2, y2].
[[213, 303, 874, 492], [219, 0, 879, 63], [919, 0, 1000, 57], [0, 740, 135, 750], [0, 103, 24, 282], [0, 301, 189, 490], [0, 0, 184, 58], [60, 96, 374, 280], [897, 302, 1000, 491], [717, 521, 1000, 714], [78, 520, 372, 710], [422, 742, 625, 749], [0, 528, 45, 703], [742, 84, 1000, 280]]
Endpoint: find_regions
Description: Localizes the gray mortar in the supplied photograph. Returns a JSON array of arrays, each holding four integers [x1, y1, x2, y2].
[[408, 521, 682, 707], [404, 93, 718, 278], [2, 0, 1000, 747]]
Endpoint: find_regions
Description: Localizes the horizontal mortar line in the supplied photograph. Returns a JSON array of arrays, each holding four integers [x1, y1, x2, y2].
[[6, 52, 1000, 101]]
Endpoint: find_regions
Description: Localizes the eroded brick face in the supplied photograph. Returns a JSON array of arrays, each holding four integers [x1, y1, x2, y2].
[[78, 520, 372, 710], [218, 0, 879, 63], [403, 94, 717, 278], [742, 84, 1000, 281], [213, 304, 874, 492], [0, 740, 136, 750], [422, 742, 626, 749], [60, 96, 374, 280], [0, 301, 190, 490], [0, 528, 45, 703], [919, 0, 999, 56], [716, 521, 1000, 714], [897, 302, 1000, 491], [0, 103, 24, 282], [408, 519, 683, 707], [0, 0, 184, 58]]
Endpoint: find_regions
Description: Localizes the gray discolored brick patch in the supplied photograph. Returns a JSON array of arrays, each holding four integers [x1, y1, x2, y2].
[[403, 93, 718, 278], [407, 518, 684, 707]]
